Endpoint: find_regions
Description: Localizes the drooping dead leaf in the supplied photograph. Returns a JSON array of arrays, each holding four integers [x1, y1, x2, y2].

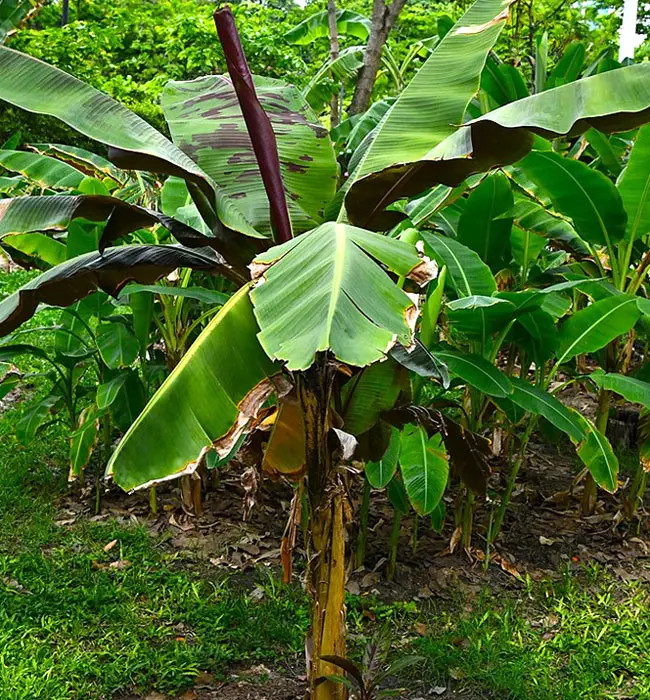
[[280, 490, 301, 583], [332, 428, 358, 462], [414, 621, 428, 636], [169, 512, 195, 531], [346, 580, 361, 595], [495, 555, 522, 580], [449, 526, 462, 554], [454, 6, 510, 35], [407, 257, 438, 286], [280, 536, 293, 584], [262, 398, 305, 479]]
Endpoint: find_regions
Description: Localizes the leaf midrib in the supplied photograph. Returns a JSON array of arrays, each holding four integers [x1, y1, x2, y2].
[[325, 224, 347, 341]]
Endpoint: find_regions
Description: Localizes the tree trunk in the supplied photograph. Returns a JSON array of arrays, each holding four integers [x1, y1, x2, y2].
[[348, 0, 408, 116], [327, 0, 341, 128], [299, 358, 348, 700]]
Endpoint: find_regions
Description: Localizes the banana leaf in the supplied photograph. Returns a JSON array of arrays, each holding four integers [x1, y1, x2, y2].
[[161, 74, 337, 239], [347, 63, 650, 228], [0, 46, 215, 198], [107, 286, 280, 491], [284, 9, 370, 44], [0, 244, 228, 337], [0, 149, 85, 189], [343, 0, 511, 228], [618, 123, 650, 242], [250, 222, 433, 371]]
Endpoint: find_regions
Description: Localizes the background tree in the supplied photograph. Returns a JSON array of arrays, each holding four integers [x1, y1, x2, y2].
[[348, 0, 409, 114]]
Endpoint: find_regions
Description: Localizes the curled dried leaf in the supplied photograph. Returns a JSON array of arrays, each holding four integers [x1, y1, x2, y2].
[[408, 257, 439, 286]]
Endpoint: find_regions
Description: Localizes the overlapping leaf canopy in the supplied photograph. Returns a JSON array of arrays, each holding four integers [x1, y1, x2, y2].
[[0, 46, 214, 194], [346, 51, 650, 228], [0, 245, 228, 337]]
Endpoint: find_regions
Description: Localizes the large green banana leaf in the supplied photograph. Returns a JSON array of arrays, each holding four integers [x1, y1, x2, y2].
[[365, 426, 400, 488], [341, 358, 408, 436], [0, 195, 221, 254], [0, 47, 215, 197], [0, 149, 85, 189], [0, 245, 227, 336], [161, 75, 337, 238], [347, 62, 650, 228], [107, 286, 280, 492], [457, 172, 512, 271], [399, 424, 448, 516], [1, 232, 66, 266], [429, 346, 512, 397], [571, 410, 618, 492], [508, 377, 583, 442], [556, 295, 641, 365], [343, 0, 511, 228], [0, 195, 154, 238], [30, 143, 126, 185], [250, 222, 431, 371], [420, 230, 496, 297], [617, 123, 650, 243], [510, 198, 589, 257], [590, 370, 650, 410]]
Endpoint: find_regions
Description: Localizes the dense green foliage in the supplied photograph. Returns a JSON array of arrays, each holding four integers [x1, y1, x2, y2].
[[1, 1, 650, 697], [0, 0, 632, 145]]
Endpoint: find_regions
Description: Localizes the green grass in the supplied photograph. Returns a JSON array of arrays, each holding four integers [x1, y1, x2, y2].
[[2, 390, 650, 699], [415, 568, 650, 699], [0, 406, 308, 700]]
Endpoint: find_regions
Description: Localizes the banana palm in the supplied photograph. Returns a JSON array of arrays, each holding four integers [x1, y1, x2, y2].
[[2, 1, 650, 698]]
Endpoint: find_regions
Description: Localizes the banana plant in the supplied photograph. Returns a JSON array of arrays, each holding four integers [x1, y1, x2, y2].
[[397, 153, 650, 542], [2, 1, 650, 698], [0, 292, 147, 485], [508, 124, 650, 514]]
